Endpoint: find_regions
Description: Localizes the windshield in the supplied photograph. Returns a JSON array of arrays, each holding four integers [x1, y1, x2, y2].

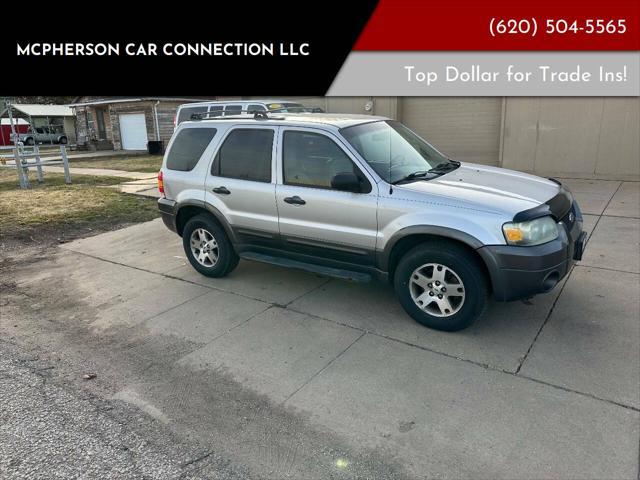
[[341, 120, 452, 184]]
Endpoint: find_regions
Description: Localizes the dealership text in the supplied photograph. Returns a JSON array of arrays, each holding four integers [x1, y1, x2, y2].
[[16, 42, 310, 57]]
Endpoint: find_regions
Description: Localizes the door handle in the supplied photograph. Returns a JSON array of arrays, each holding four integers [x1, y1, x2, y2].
[[284, 196, 306, 205], [212, 186, 230, 195]]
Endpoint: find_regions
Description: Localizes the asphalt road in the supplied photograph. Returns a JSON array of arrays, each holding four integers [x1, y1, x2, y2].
[[0, 339, 249, 480]]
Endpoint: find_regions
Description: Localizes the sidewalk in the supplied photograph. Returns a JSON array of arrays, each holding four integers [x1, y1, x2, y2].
[[116, 177, 161, 198]]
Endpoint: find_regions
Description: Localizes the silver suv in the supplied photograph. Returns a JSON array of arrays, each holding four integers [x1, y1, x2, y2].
[[158, 113, 586, 331]]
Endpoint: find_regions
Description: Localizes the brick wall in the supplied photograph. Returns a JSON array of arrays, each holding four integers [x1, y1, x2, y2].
[[75, 108, 88, 143], [74, 106, 111, 144]]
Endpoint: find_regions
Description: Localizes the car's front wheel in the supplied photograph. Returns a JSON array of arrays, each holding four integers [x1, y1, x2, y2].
[[394, 242, 488, 331], [182, 214, 239, 278]]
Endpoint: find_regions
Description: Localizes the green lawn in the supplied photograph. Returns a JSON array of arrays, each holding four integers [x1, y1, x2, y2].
[[0, 168, 159, 243], [69, 154, 163, 173]]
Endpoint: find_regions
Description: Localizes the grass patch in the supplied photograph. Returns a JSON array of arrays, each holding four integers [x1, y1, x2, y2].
[[0, 168, 159, 245], [70, 154, 163, 173]]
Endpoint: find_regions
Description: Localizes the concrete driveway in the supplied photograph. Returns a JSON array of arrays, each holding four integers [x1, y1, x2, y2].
[[12, 179, 640, 478]]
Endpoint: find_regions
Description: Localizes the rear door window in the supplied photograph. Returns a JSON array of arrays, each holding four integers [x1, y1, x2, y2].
[[213, 129, 273, 182], [166, 127, 217, 171]]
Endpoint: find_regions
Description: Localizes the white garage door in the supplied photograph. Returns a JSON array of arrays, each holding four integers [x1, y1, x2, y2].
[[401, 98, 502, 165], [119, 113, 148, 150]]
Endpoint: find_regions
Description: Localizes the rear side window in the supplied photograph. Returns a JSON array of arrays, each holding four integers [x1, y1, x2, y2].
[[177, 106, 208, 124], [213, 129, 273, 182], [224, 105, 242, 116], [166, 128, 217, 171]]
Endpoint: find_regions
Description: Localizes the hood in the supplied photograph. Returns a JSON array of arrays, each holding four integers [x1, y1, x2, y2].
[[395, 163, 561, 217]]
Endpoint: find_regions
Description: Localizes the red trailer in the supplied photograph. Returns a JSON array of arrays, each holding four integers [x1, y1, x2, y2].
[[0, 118, 30, 146]]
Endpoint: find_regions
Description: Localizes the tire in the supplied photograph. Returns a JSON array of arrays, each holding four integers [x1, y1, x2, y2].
[[394, 241, 488, 332], [25, 137, 34, 146], [182, 214, 239, 278], [59, 136, 68, 144]]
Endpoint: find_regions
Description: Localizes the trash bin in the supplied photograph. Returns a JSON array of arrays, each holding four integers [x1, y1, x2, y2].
[[147, 140, 163, 155]]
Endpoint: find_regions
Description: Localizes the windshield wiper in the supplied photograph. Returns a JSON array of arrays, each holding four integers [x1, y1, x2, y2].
[[428, 160, 461, 174], [392, 170, 432, 185]]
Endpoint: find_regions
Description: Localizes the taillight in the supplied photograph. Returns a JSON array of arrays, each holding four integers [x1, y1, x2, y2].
[[157, 170, 165, 196]]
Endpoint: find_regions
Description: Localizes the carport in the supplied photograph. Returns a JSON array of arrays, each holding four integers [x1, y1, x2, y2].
[[1, 103, 76, 144]]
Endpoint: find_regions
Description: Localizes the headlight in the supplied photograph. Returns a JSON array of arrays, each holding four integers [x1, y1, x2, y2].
[[502, 216, 559, 246]]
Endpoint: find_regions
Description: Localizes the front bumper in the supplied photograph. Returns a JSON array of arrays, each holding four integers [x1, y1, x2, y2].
[[478, 202, 585, 302]]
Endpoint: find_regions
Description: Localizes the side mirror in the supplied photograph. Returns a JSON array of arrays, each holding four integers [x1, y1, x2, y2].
[[331, 172, 361, 193]]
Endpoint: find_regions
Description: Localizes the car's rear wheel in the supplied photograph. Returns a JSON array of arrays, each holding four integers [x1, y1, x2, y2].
[[25, 137, 34, 146], [394, 242, 488, 331], [182, 214, 238, 278], [59, 136, 68, 144]]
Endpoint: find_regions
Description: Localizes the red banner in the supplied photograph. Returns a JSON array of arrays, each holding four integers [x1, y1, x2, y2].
[[355, 0, 639, 51]]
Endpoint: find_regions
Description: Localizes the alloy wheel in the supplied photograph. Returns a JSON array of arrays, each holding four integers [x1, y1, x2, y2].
[[409, 263, 466, 317], [190, 228, 219, 267]]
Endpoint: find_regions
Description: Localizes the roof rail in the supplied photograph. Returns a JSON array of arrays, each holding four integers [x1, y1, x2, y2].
[[191, 110, 286, 121]]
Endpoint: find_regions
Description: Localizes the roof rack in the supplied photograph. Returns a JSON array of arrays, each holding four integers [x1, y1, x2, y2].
[[191, 110, 286, 121]]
